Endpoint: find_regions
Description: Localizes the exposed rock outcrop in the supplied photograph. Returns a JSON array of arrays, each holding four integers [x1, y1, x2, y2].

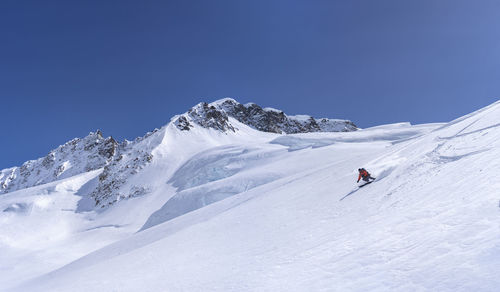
[[0, 131, 118, 194], [173, 98, 357, 133]]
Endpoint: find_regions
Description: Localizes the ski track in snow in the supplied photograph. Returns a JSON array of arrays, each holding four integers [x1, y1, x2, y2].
[[1, 100, 500, 291]]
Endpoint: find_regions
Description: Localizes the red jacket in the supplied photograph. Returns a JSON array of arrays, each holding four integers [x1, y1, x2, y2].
[[357, 169, 369, 182]]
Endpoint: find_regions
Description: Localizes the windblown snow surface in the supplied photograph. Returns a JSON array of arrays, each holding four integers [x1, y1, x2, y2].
[[2, 101, 500, 291]]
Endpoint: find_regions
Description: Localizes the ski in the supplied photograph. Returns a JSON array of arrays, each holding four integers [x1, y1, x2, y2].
[[358, 181, 373, 188]]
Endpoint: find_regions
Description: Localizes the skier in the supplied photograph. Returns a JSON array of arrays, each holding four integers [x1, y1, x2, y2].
[[357, 168, 375, 183]]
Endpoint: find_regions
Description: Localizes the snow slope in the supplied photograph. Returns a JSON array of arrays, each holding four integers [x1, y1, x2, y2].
[[3, 100, 500, 291]]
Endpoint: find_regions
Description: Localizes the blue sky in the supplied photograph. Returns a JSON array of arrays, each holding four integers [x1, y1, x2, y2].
[[1, 0, 499, 168]]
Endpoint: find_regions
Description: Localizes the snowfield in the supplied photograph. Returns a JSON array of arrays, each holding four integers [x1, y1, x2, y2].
[[2, 100, 500, 291]]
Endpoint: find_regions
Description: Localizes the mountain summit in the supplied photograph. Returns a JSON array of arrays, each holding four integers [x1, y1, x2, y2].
[[173, 98, 357, 133]]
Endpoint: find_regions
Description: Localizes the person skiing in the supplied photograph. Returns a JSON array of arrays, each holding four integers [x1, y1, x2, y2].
[[357, 168, 375, 183]]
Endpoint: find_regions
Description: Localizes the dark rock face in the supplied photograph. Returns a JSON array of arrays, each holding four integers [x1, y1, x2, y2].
[[91, 148, 154, 208], [174, 98, 358, 134], [316, 118, 358, 132], [177, 102, 236, 132], [98, 137, 118, 159], [174, 116, 192, 131], [88, 128, 164, 208], [223, 101, 289, 133]]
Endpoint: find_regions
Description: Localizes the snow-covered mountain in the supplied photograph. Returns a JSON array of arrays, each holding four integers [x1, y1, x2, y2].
[[0, 130, 118, 194], [1, 99, 499, 291], [1, 98, 357, 208]]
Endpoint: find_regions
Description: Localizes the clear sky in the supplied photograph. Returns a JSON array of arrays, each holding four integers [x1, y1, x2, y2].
[[1, 0, 499, 169]]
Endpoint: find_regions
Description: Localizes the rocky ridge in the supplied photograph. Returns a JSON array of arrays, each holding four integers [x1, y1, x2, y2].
[[0, 130, 117, 194], [89, 130, 158, 207], [173, 98, 357, 133]]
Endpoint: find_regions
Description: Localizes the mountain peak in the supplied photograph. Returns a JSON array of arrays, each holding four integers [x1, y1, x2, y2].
[[173, 98, 358, 134], [209, 97, 239, 106], [0, 130, 118, 194]]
